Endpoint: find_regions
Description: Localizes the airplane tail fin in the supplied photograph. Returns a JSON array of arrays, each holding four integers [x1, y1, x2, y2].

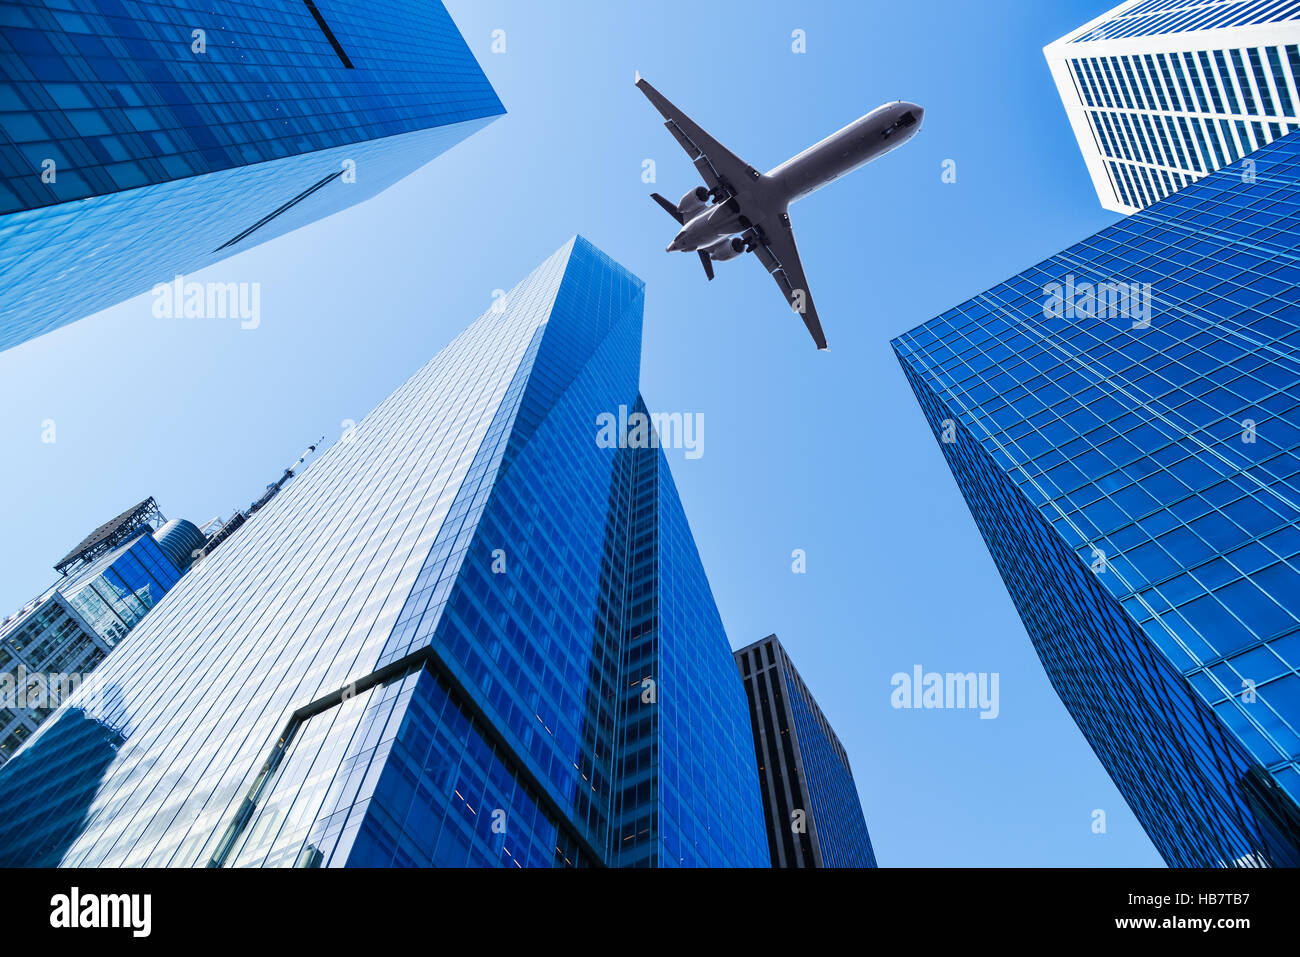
[[697, 249, 714, 281], [650, 192, 684, 224]]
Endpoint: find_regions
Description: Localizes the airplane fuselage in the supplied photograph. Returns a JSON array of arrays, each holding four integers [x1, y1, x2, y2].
[[666, 100, 924, 254], [768, 100, 923, 200]]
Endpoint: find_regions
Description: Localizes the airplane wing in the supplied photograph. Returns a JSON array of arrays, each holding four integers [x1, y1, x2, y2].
[[744, 214, 828, 351], [635, 73, 761, 197]]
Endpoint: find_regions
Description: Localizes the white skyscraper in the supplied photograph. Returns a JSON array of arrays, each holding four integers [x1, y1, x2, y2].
[[1045, 0, 1300, 213]]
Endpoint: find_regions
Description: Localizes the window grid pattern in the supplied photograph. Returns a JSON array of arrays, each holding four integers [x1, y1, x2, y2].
[[892, 132, 1300, 866], [0, 239, 577, 867], [0, 0, 502, 351], [1072, 0, 1300, 43], [736, 635, 878, 868], [0, 531, 181, 769], [0, 0, 502, 213], [1069, 42, 1300, 209], [0, 239, 769, 868], [58, 531, 182, 645], [0, 594, 107, 767], [652, 442, 769, 867]]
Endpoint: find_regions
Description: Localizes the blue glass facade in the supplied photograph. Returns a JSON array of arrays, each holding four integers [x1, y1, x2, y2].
[[783, 661, 878, 867], [736, 635, 878, 867], [0, 237, 769, 868], [0, 529, 181, 767], [0, 0, 502, 350], [894, 132, 1300, 867], [58, 529, 183, 644]]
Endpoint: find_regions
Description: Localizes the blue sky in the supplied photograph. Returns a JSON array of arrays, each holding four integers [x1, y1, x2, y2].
[[0, 0, 1167, 865]]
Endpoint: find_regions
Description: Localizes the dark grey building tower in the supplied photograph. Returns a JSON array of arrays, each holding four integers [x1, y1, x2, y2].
[[735, 634, 878, 867]]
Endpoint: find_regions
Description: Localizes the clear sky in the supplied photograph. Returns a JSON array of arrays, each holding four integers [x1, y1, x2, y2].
[[0, 0, 1168, 865]]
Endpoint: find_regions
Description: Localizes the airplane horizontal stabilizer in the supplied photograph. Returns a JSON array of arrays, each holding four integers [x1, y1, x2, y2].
[[650, 192, 684, 224]]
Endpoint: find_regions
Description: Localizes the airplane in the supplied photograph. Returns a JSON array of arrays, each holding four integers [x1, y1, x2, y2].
[[635, 72, 924, 350]]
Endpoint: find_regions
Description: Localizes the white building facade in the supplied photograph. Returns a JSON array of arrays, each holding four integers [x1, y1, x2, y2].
[[1046, 0, 1300, 213]]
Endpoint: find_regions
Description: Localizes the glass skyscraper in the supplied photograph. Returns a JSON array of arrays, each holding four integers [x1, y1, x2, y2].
[[0, 237, 770, 869], [1, 514, 185, 767], [735, 634, 878, 867], [0, 0, 502, 351], [893, 132, 1300, 867], [1046, 0, 1300, 213], [51, 525, 183, 646]]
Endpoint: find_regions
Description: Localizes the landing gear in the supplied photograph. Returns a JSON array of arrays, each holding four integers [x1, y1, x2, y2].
[[741, 224, 768, 253]]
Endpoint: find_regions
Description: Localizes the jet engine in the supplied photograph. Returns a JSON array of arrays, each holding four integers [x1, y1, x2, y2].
[[678, 186, 709, 218], [705, 236, 746, 261]]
